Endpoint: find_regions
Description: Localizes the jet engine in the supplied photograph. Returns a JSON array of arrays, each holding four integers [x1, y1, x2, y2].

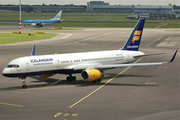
[[81, 69, 104, 82], [31, 23, 36, 27], [37, 74, 54, 78]]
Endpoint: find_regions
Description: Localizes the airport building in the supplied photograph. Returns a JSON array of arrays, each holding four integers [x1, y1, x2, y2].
[[0, 1, 179, 14], [33, 5, 86, 13], [173, 5, 180, 12], [126, 13, 178, 19], [86, 1, 173, 13], [0, 5, 33, 12], [0, 5, 86, 13]]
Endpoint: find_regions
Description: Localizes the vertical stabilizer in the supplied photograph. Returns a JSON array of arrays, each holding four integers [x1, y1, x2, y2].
[[51, 11, 62, 20], [121, 19, 145, 51]]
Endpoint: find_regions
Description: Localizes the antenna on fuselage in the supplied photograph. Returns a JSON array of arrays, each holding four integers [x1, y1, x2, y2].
[[31, 45, 35, 56]]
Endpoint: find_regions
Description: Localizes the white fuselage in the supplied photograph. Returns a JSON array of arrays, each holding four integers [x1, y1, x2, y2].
[[2, 50, 144, 77]]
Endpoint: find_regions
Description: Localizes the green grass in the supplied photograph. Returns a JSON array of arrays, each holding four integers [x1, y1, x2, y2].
[[0, 33, 57, 44], [0, 12, 179, 22], [53, 22, 162, 28], [0, 12, 179, 28], [166, 30, 180, 32], [0, 13, 134, 21], [35, 28, 82, 30], [160, 24, 180, 28], [0, 23, 7, 25]]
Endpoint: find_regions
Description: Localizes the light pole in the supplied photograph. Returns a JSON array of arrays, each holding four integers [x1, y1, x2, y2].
[[19, 0, 21, 34]]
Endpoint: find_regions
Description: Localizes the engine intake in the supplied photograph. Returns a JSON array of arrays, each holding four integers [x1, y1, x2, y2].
[[81, 69, 104, 82], [31, 23, 36, 26]]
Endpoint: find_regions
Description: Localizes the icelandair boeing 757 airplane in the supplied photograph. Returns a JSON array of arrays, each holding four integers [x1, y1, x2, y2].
[[21, 11, 62, 27], [2, 19, 178, 89]]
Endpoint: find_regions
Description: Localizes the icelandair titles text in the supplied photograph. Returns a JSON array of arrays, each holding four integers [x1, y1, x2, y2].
[[127, 45, 139, 48], [30, 58, 53, 63]]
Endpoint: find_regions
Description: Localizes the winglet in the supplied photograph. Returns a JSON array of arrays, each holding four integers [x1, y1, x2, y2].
[[31, 45, 35, 56], [169, 50, 178, 63]]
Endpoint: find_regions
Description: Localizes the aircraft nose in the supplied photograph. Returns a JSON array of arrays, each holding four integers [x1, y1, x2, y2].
[[2, 68, 10, 77]]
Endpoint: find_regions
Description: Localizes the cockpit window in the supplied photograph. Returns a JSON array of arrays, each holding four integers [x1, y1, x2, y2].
[[6, 64, 20, 68]]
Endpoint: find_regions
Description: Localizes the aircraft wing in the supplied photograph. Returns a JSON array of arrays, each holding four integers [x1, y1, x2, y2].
[[96, 62, 166, 69], [36, 20, 44, 27], [68, 63, 102, 71], [133, 52, 168, 58], [72, 50, 177, 70]]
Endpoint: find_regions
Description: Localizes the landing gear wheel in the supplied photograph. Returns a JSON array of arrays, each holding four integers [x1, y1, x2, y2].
[[92, 79, 102, 83], [66, 76, 71, 81], [22, 85, 27, 89], [20, 76, 27, 89], [72, 76, 76, 81], [66, 75, 76, 81]]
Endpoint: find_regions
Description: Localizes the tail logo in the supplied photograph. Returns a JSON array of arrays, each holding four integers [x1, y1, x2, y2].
[[55, 15, 60, 18], [132, 30, 142, 43]]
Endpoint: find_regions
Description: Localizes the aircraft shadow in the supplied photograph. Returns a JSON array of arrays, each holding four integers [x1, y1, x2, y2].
[[105, 73, 155, 79], [0, 74, 157, 91]]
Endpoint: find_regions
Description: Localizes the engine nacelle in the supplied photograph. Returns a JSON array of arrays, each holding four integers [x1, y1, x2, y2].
[[31, 23, 36, 26], [81, 69, 104, 82], [37, 74, 54, 78]]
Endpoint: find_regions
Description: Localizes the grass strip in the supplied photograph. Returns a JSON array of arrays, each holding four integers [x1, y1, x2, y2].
[[53, 23, 161, 28], [35, 28, 82, 30], [166, 30, 180, 32], [160, 24, 180, 28], [0, 33, 56, 44]]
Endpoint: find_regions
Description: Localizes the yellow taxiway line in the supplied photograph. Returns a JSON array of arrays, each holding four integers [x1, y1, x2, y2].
[[145, 36, 163, 48], [69, 58, 142, 108], [0, 102, 24, 107]]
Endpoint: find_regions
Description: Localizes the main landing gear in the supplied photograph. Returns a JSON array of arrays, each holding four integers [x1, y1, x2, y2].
[[66, 74, 76, 81], [92, 79, 102, 83], [19, 76, 27, 89]]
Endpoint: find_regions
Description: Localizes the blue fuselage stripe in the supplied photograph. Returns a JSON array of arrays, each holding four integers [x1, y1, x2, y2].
[[22, 20, 59, 24], [3, 69, 81, 77]]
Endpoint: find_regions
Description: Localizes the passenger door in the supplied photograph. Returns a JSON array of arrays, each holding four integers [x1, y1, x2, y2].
[[26, 61, 30, 71], [57, 58, 60, 68]]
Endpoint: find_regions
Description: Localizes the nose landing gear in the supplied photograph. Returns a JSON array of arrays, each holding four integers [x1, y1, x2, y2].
[[19, 76, 27, 89]]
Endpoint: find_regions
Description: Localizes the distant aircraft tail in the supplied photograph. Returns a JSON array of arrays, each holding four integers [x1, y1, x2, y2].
[[51, 11, 62, 20], [121, 19, 145, 51]]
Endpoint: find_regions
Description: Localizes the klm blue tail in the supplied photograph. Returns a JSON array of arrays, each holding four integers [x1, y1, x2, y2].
[[121, 19, 145, 51]]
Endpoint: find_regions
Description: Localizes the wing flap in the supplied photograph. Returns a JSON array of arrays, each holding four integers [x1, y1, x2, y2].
[[97, 50, 177, 69], [133, 52, 168, 58], [96, 62, 166, 69]]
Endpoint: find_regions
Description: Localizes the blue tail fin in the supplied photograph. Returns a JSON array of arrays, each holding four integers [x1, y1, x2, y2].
[[31, 45, 35, 56], [121, 19, 145, 51]]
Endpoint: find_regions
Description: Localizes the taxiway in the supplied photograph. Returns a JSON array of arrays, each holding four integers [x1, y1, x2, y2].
[[0, 26, 179, 120]]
